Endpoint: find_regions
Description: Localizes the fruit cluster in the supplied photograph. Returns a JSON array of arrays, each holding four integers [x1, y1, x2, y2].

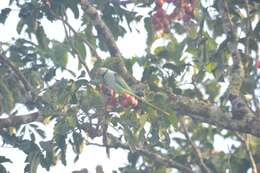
[[99, 84, 138, 111], [120, 92, 138, 108], [105, 91, 138, 111], [152, 0, 195, 32]]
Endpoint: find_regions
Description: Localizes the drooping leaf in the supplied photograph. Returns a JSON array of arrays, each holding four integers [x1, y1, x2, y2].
[[36, 24, 49, 49], [0, 156, 12, 163], [0, 8, 11, 24], [51, 41, 68, 68]]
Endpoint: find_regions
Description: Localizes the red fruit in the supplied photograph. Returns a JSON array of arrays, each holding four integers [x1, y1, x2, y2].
[[256, 60, 260, 69], [155, 0, 165, 6], [129, 96, 138, 107], [121, 98, 130, 107], [156, 8, 166, 17], [122, 92, 131, 99], [131, 98, 139, 108], [152, 8, 169, 31]]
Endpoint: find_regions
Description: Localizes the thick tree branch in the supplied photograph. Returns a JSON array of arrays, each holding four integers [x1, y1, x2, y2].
[[1, 94, 260, 137], [0, 112, 41, 128], [80, 0, 136, 83], [217, 0, 254, 120], [218, 0, 245, 96], [169, 94, 260, 137]]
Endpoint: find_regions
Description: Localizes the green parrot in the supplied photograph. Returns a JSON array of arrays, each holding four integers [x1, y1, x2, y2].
[[95, 67, 132, 94], [94, 67, 170, 116]]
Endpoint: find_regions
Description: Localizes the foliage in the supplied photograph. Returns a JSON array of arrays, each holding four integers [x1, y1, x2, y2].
[[0, 0, 259, 173]]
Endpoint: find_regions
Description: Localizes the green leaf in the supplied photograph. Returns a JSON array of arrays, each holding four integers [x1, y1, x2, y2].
[[127, 152, 139, 166], [150, 126, 159, 145], [186, 22, 198, 38], [82, 27, 96, 49], [230, 156, 250, 173], [0, 8, 11, 24], [65, 115, 77, 128], [55, 122, 70, 136], [43, 68, 56, 82], [0, 156, 12, 163], [79, 87, 105, 112], [172, 40, 186, 61], [0, 80, 14, 113], [172, 22, 185, 34], [29, 150, 42, 173], [166, 113, 177, 127], [144, 17, 154, 46], [51, 41, 68, 68], [205, 79, 221, 101], [0, 164, 8, 173], [124, 128, 136, 151], [66, 0, 80, 19], [36, 24, 49, 49], [241, 77, 256, 94], [74, 37, 86, 61], [207, 37, 218, 50], [16, 19, 25, 34], [205, 62, 217, 73]]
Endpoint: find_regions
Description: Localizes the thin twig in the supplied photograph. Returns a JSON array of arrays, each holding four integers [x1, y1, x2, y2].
[[61, 15, 91, 74], [59, 16, 102, 61], [180, 119, 211, 173], [236, 133, 257, 173], [109, 0, 134, 5]]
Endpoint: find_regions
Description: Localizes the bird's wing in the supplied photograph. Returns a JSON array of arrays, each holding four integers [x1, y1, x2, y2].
[[115, 73, 132, 92]]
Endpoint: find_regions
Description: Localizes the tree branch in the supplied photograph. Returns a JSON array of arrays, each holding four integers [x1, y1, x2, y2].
[[1, 93, 260, 138], [0, 54, 32, 92], [180, 119, 211, 173], [218, 0, 245, 96], [61, 15, 91, 75], [0, 112, 42, 128], [169, 93, 260, 137], [236, 133, 258, 173], [87, 141, 195, 173], [80, 0, 136, 83], [217, 0, 254, 121], [59, 16, 102, 61]]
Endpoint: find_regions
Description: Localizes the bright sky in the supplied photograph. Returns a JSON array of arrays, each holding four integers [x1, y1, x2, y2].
[[0, 1, 242, 173]]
